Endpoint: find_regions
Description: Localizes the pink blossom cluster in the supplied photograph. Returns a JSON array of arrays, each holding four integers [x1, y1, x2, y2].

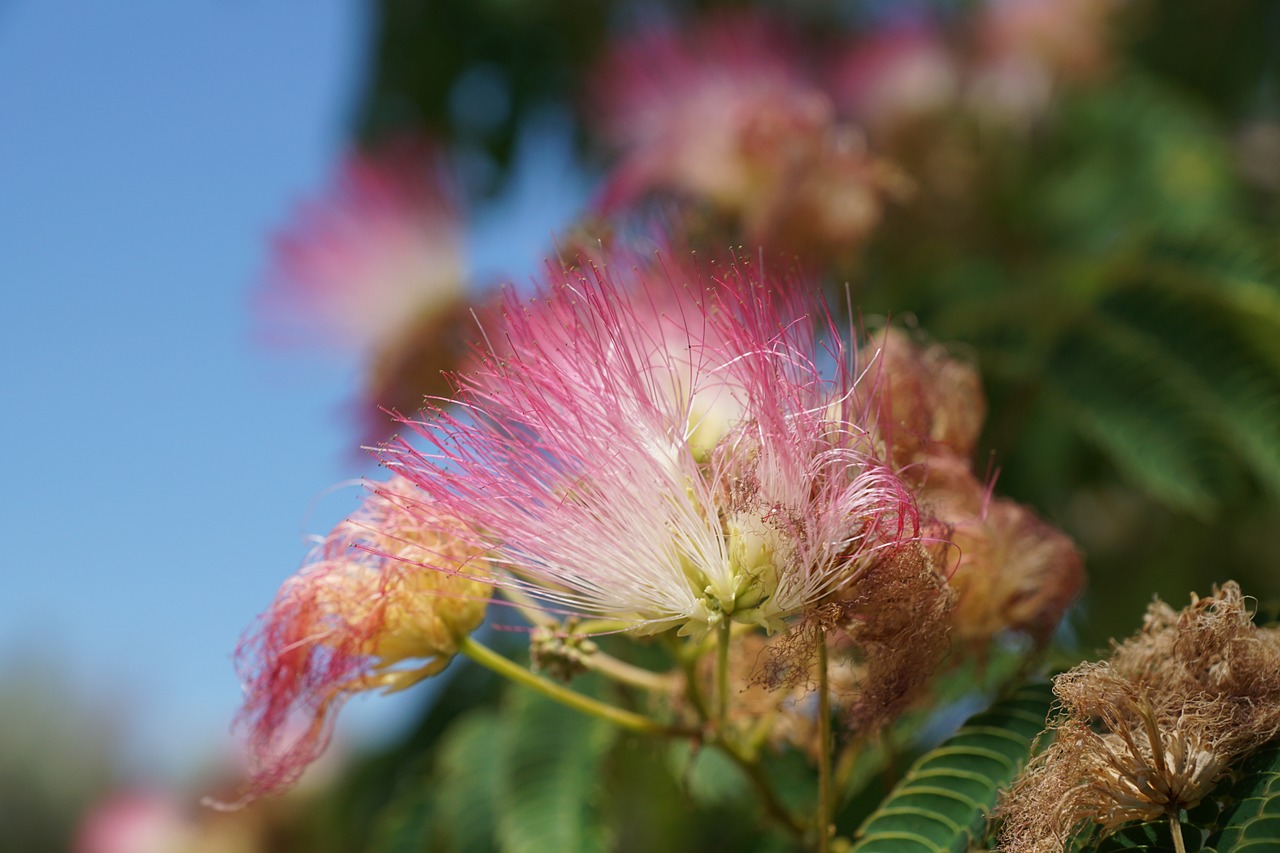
[[589, 1, 1122, 249], [225, 1, 1108, 808], [385, 253, 922, 636]]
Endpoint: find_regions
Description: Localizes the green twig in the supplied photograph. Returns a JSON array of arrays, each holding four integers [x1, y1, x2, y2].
[[716, 738, 807, 838], [458, 636, 694, 737], [666, 628, 804, 840], [817, 627, 832, 853], [582, 649, 681, 694], [717, 618, 731, 732]]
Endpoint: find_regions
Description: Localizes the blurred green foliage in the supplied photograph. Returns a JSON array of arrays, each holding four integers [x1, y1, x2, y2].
[[0, 663, 116, 853]]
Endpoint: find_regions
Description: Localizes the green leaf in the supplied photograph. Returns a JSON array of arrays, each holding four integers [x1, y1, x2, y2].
[[1136, 234, 1280, 370], [1093, 817, 1196, 852], [1042, 229, 1280, 516], [1047, 313, 1226, 516], [665, 740, 753, 809], [1202, 742, 1280, 852], [433, 711, 505, 853], [495, 680, 618, 853], [366, 705, 506, 853], [850, 682, 1054, 853], [1036, 76, 1239, 250]]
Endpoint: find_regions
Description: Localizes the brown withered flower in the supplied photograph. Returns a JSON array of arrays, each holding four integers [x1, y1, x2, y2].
[[858, 328, 1084, 649], [919, 462, 1084, 648], [996, 582, 1280, 853], [750, 542, 956, 742]]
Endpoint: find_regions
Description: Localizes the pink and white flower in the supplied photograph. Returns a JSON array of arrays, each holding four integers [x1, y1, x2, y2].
[[257, 140, 474, 441], [384, 252, 921, 636], [590, 16, 910, 255], [75, 791, 193, 853], [969, 0, 1119, 122]]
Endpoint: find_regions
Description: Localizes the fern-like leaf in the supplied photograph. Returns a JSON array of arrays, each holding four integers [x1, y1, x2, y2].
[[433, 711, 505, 853], [850, 682, 1054, 853], [495, 682, 618, 853], [1202, 741, 1280, 852]]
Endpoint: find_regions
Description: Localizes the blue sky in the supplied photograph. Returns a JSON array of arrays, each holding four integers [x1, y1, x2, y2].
[[0, 0, 587, 781]]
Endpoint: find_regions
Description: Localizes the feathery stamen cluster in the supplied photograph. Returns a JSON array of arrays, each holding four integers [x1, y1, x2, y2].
[[385, 255, 922, 637], [997, 582, 1280, 852], [225, 477, 490, 805]]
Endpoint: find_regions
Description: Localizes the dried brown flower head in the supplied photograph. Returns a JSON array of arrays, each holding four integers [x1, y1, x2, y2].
[[852, 329, 1084, 652], [750, 542, 956, 741], [996, 582, 1280, 853], [909, 452, 1084, 649]]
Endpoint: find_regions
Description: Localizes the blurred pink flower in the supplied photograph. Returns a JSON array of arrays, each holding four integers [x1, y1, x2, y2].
[[258, 141, 474, 441], [832, 20, 960, 134], [969, 0, 1118, 121], [75, 792, 192, 853], [384, 252, 921, 636], [260, 140, 464, 351], [592, 16, 829, 217], [590, 16, 910, 255]]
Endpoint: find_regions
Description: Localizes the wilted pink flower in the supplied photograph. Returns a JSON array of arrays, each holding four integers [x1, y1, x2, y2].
[[856, 328, 1083, 646], [922, 464, 1084, 646], [384, 252, 921, 637], [857, 327, 987, 470], [222, 476, 490, 805], [259, 140, 473, 440]]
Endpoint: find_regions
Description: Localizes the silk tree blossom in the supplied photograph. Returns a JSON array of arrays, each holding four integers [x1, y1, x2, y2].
[[221, 476, 491, 806], [968, 0, 1119, 123], [592, 16, 827, 214], [260, 141, 464, 349], [384, 254, 921, 637], [74, 791, 194, 853], [831, 19, 960, 136], [258, 140, 473, 441], [590, 16, 909, 254]]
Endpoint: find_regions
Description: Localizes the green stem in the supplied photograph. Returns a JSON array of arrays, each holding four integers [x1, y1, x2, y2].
[[717, 618, 731, 732], [664, 633, 712, 724], [496, 586, 558, 629], [582, 650, 680, 694], [458, 636, 693, 737], [717, 738, 806, 838], [817, 627, 832, 853], [833, 739, 862, 801], [665, 631, 803, 839]]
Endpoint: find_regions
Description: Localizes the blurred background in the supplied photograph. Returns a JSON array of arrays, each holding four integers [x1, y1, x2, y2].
[[4, 0, 1280, 850], [0, 2, 371, 847]]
